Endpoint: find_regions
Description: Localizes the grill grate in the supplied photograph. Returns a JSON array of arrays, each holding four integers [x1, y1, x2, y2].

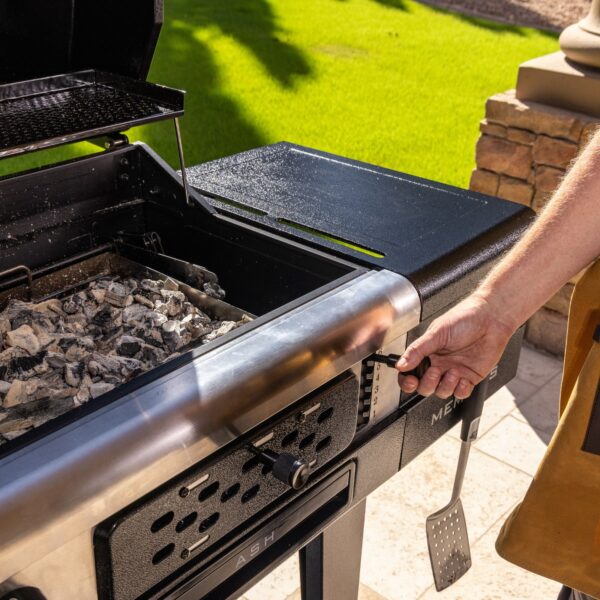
[[0, 70, 184, 158]]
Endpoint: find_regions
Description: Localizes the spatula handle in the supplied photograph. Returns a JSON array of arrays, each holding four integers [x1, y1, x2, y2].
[[460, 377, 489, 442]]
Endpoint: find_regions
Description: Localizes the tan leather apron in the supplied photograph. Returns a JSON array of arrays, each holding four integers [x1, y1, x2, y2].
[[496, 260, 600, 598]]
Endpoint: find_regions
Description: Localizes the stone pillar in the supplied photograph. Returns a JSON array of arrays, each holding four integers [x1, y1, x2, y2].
[[470, 7, 600, 356], [470, 91, 600, 355]]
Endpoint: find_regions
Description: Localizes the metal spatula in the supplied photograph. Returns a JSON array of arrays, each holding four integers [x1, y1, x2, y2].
[[426, 377, 489, 591]]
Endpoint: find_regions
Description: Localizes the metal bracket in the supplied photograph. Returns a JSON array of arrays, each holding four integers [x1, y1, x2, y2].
[[0, 264, 34, 301], [88, 132, 130, 151], [174, 118, 194, 207]]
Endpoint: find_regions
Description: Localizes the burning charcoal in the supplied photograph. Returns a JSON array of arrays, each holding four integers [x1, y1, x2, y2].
[[64, 362, 84, 388], [62, 298, 81, 315], [141, 344, 166, 364], [32, 299, 64, 317], [105, 282, 133, 309], [65, 344, 88, 362], [75, 375, 93, 405], [194, 310, 212, 325], [0, 269, 248, 440], [9, 350, 48, 379], [115, 356, 144, 378], [24, 378, 40, 398], [133, 294, 154, 309], [122, 304, 150, 325], [3, 380, 27, 407], [201, 321, 237, 344], [87, 360, 103, 378], [90, 382, 115, 399], [90, 353, 121, 375], [203, 282, 226, 299], [49, 386, 78, 401], [129, 326, 161, 349], [163, 278, 179, 292], [160, 289, 186, 317], [55, 333, 77, 353], [0, 318, 11, 336], [124, 279, 139, 294], [92, 303, 122, 330], [116, 336, 143, 357], [90, 289, 106, 304], [31, 321, 54, 348], [147, 311, 168, 328], [6, 325, 41, 356], [0, 416, 34, 435], [162, 321, 183, 352], [187, 317, 212, 340], [140, 279, 163, 294]]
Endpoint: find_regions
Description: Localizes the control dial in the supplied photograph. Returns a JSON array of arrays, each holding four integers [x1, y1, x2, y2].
[[248, 446, 310, 490]]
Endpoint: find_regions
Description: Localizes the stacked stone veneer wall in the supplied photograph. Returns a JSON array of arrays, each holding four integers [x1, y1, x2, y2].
[[470, 90, 600, 355]]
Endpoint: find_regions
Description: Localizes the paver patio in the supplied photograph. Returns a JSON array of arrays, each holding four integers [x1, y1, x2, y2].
[[239, 344, 564, 600]]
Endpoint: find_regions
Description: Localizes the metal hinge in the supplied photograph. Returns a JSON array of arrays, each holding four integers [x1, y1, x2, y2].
[[89, 132, 130, 151]]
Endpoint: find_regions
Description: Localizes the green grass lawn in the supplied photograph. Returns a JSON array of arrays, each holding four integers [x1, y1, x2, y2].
[[0, 0, 558, 188]]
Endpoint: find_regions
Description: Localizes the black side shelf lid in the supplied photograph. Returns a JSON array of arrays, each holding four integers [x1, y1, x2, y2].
[[0, 69, 184, 159]]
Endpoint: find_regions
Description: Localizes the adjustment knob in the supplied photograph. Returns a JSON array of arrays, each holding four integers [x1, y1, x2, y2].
[[248, 446, 310, 490]]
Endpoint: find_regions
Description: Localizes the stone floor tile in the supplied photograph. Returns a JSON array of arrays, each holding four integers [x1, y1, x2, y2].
[[449, 383, 527, 441], [244, 554, 299, 600], [284, 582, 389, 600], [360, 436, 532, 599], [503, 375, 540, 404], [475, 415, 549, 476], [516, 345, 563, 388], [512, 372, 561, 444], [417, 512, 562, 600]]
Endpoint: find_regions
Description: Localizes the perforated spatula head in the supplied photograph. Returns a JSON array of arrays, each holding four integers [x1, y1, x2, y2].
[[426, 496, 472, 591], [424, 378, 489, 592]]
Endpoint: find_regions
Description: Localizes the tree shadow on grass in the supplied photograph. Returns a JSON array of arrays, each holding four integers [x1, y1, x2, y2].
[[371, 0, 409, 10], [335, 0, 409, 9], [139, 0, 313, 168], [201, 0, 312, 88]]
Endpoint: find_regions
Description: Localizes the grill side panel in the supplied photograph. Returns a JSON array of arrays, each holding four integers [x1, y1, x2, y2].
[[95, 374, 359, 600]]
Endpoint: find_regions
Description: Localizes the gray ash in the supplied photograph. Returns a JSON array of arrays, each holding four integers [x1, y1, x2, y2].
[[0, 275, 249, 445]]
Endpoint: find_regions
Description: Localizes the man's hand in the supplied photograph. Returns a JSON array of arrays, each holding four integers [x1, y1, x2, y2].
[[396, 293, 516, 400]]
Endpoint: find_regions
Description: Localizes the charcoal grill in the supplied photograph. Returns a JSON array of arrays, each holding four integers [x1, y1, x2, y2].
[[0, 3, 533, 600]]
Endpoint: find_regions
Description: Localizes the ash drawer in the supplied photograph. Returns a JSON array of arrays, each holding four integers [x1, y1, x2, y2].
[[94, 372, 359, 600]]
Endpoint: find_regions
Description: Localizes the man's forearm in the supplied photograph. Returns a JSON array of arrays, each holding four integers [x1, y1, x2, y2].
[[477, 130, 600, 331]]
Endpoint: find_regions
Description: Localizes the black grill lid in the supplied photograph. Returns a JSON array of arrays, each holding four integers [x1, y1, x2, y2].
[[0, 0, 184, 158]]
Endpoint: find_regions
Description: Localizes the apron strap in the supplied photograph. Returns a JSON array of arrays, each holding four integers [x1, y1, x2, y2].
[[560, 260, 600, 416]]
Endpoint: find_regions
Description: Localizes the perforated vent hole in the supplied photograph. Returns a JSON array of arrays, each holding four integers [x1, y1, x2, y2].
[[241, 484, 260, 503], [151, 511, 174, 533], [262, 463, 273, 475], [175, 512, 198, 533], [198, 481, 220, 502], [299, 432, 316, 450], [281, 430, 299, 447], [318, 407, 334, 423], [199, 512, 220, 533], [315, 436, 332, 453], [221, 483, 240, 503], [242, 455, 261, 473], [152, 543, 175, 565]]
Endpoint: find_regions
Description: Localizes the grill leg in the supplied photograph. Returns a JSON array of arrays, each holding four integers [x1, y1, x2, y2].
[[299, 499, 366, 600]]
